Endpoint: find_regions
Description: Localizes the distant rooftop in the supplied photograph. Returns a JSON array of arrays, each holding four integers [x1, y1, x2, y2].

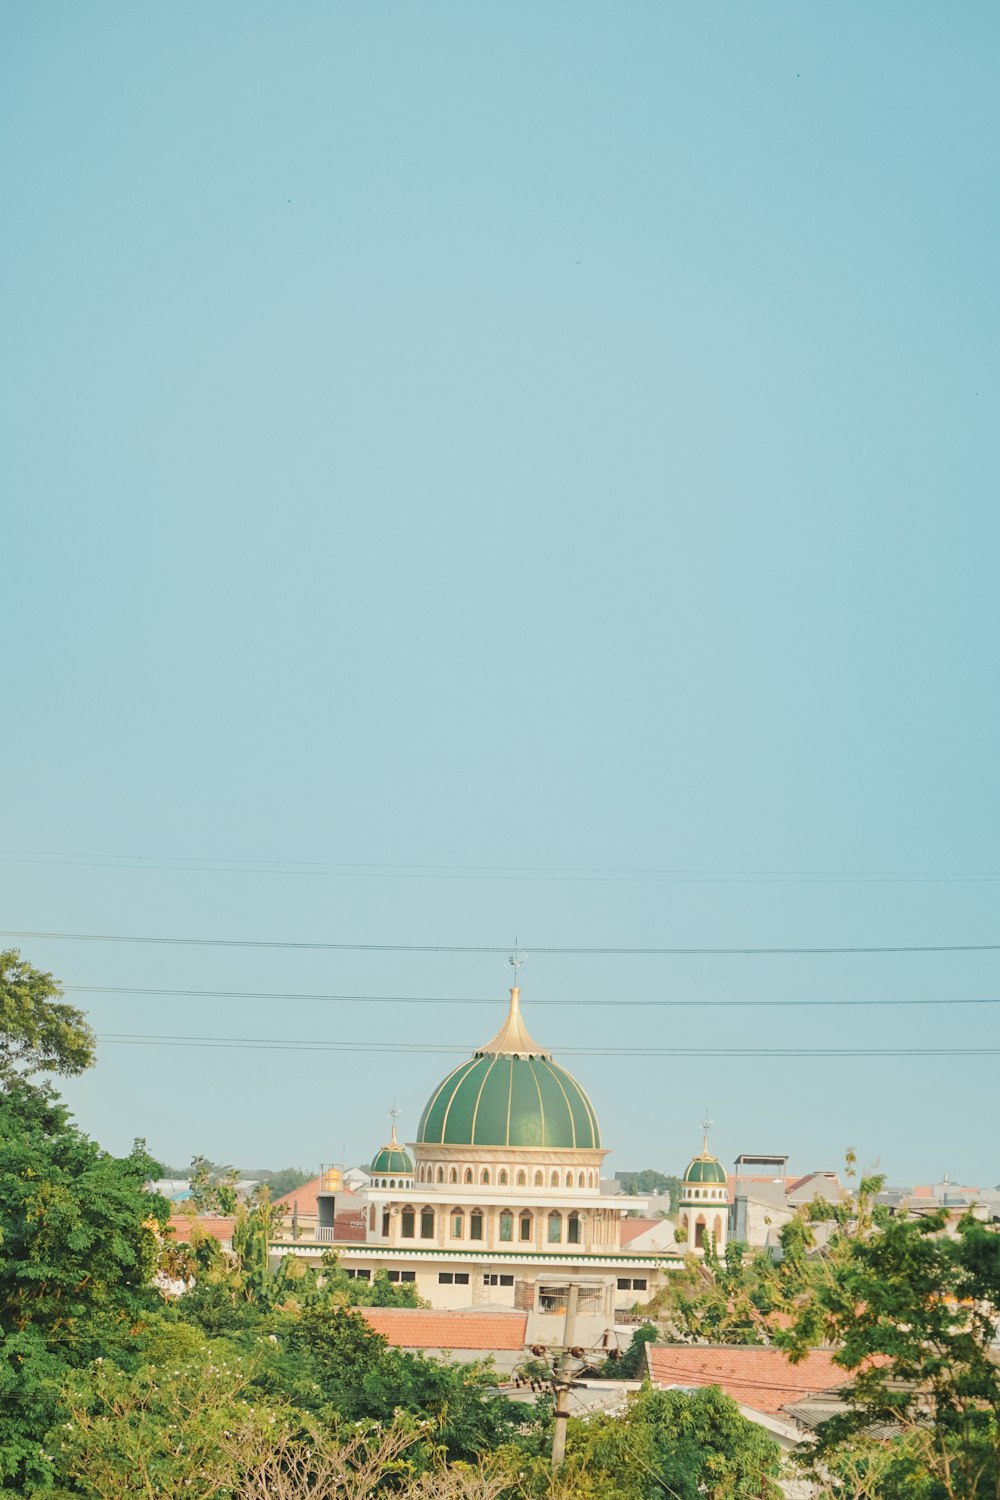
[[733, 1154, 788, 1172]]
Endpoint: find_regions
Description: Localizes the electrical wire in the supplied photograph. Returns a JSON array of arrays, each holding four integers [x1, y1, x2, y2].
[[66, 984, 1000, 1008], [5, 847, 1000, 884], [94, 1032, 1000, 1058], [5, 928, 1000, 956]]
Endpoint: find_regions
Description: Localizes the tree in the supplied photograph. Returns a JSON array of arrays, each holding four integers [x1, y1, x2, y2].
[[646, 1237, 784, 1345], [512, 1384, 782, 1499], [0, 1082, 170, 1490], [254, 1306, 523, 1464], [188, 1155, 240, 1214], [599, 1322, 657, 1377], [51, 1322, 291, 1499], [617, 1169, 682, 1200], [259, 1167, 314, 1200], [782, 1207, 1000, 1499], [0, 949, 95, 1084]]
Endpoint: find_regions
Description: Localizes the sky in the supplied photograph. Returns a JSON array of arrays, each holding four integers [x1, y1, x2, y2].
[[1, 3, 998, 1187]]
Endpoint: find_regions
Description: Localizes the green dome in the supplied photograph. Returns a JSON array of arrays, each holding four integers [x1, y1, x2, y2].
[[418, 1053, 601, 1149], [683, 1154, 727, 1185], [369, 1123, 413, 1176], [416, 987, 601, 1150], [370, 1144, 414, 1175]]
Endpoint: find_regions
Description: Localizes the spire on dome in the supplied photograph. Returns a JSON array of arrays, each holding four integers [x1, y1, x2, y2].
[[478, 986, 549, 1057]]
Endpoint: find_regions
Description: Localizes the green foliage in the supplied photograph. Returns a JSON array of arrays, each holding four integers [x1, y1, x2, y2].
[[647, 1238, 784, 1344], [259, 1167, 314, 1200], [513, 1384, 782, 1499], [617, 1169, 682, 1203], [782, 1207, 1000, 1499], [188, 1155, 240, 1215], [50, 1322, 290, 1498], [0, 950, 95, 1085], [0, 1083, 169, 1491], [599, 1322, 657, 1378], [239, 1304, 524, 1465]]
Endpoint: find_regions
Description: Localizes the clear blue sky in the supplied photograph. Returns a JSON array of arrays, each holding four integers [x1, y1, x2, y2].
[[2, 3, 998, 1186]]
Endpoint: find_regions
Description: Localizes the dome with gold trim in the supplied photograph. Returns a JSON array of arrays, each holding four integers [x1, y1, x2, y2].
[[681, 1135, 727, 1191], [416, 987, 601, 1150], [370, 1122, 414, 1177]]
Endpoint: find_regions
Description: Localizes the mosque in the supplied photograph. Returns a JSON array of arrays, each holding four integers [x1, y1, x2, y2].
[[274, 974, 728, 1313]]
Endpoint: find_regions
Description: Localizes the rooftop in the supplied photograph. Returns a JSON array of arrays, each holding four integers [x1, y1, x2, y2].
[[645, 1343, 847, 1415], [360, 1307, 528, 1351]]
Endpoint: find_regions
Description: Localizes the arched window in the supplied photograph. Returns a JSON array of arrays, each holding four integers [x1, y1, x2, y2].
[[550, 1170, 560, 1187], [567, 1211, 581, 1245], [566, 1171, 574, 1188], [498, 1169, 508, 1186], [499, 1210, 514, 1243], [480, 1168, 490, 1185], [714, 1215, 723, 1241], [588, 1170, 596, 1187], [464, 1168, 474, 1185], [695, 1216, 706, 1249], [389, 1179, 396, 1189], [400, 1206, 415, 1238], [449, 1167, 458, 1184], [450, 1209, 464, 1239], [420, 1207, 434, 1239], [381, 1211, 390, 1237], [519, 1211, 533, 1242], [436, 1166, 445, 1184], [516, 1169, 526, 1187], [369, 1205, 376, 1230], [470, 1209, 484, 1241], [547, 1211, 562, 1243], [533, 1170, 543, 1187]]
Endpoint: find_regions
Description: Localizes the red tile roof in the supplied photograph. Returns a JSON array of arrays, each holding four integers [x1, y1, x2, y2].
[[646, 1344, 847, 1415], [360, 1308, 528, 1351], [167, 1215, 237, 1245], [620, 1218, 662, 1245], [274, 1175, 323, 1214]]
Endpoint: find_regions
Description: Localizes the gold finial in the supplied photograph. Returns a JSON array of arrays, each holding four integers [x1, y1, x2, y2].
[[479, 950, 549, 1056], [388, 1103, 401, 1145], [701, 1109, 714, 1157]]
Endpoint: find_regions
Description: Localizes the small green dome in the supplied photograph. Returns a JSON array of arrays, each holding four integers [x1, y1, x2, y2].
[[369, 1123, 413, 1177], [683, 1154, 727, 1185], [370, 1145, 414, 1176], [416, 987, 601, 1150]]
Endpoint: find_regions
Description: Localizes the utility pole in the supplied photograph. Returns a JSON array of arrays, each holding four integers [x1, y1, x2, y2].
[[550, 1283, 580, 1472]]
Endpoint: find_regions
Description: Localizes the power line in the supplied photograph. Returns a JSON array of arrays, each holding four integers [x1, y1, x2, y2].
[[5, 929, 1000, 956], [67, 984, 1000, 1009], [5, 848, 1000, 884], [95, 1032, 1000, 1058]]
